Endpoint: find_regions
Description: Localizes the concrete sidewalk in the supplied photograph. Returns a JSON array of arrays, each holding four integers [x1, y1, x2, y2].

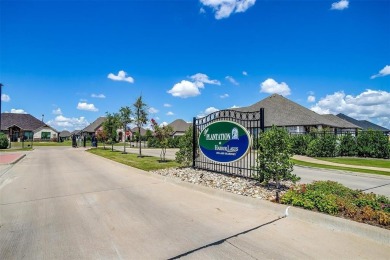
[[293, 155, 390, 172], [0, 153, 26, 165]]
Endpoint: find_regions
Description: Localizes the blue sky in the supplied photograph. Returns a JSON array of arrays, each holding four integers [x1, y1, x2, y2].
[[1, 0, 389, 131]]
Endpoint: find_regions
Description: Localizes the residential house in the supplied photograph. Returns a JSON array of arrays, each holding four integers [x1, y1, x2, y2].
[[168, 119, 192, 138], [1, 113, 59, 142], [234, 94, 361, 134], [59, 130, 71, 141], [336, 113, 390, 134], [82, 117, 106, 138]]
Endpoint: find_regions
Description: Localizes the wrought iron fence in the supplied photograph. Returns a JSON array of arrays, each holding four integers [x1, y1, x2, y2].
[[193, 108, 264, 179]]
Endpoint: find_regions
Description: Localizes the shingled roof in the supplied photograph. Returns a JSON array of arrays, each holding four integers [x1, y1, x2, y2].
[[131, 127, 147, 136], [235, 94, 341, 128], [59, 130, 71, 138], [1, 113, 47, 131], [321, 114, 361, 129], [168, 119, 191, 133], [337, 113, 389, 132], [82, 117, 106, 133]]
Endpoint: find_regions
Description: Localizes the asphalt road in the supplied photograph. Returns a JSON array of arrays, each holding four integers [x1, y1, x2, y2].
[[116, 147, 390, 197], [0, 147, 389, 259]]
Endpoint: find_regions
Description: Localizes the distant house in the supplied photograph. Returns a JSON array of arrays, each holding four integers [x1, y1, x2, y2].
[[234, 94, 360, 134], [168, 119, 192, 138], [82, 117, 106, 137], [71, 130, 82, 139], [59, 130, 71, 141], [336, 113, 390, 134], [0, 113, 59, 142]]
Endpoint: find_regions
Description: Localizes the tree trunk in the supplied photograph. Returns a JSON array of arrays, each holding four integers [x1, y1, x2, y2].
[[123, 125, 127, 154], [138, 128, 142, 157]]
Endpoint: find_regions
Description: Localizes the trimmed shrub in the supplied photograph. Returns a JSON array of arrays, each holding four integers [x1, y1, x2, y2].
[[338, 133, 357, 156], [357, 130, 390, 158], [0, 133, 9, 149], [306, 131, 337, 157], [175, 126, 193, 166], [290, 134, 312, 155]]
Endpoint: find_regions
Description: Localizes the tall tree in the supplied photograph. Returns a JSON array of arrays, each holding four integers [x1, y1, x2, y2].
[[118, 106, 132, 154], [133, 96, 148, 157], [102, 112, 120, 151]]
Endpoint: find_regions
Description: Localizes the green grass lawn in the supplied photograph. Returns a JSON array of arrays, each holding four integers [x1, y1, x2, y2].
[[315, 157, 390, 169], [87, 148, 180, 171], [292, 159, 390, 176]]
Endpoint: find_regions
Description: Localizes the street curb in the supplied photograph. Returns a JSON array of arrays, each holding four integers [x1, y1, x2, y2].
[[10, 154, 26, 164], [85, 150, 390, 245]]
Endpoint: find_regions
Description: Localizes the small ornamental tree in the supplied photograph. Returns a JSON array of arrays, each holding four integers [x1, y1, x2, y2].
[[133, 96, 148, 157], [118, 106, 133, 154], [151, 119, 173, 162], [0, 133, 9, 149], [175, 126, 193, 166], [96, 130, 107, 149], [256, 126, 299, 189], [102, 112, 121, 151]]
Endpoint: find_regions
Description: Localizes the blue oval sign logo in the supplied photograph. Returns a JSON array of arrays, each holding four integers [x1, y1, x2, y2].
[[198, 121, 251, 163]]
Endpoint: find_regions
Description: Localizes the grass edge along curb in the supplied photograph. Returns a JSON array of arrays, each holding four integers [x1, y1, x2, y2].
[[292, 159, 390, 177], [86, 147, 180, 171]]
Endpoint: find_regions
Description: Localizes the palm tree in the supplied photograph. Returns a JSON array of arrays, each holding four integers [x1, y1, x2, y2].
[[119, 106, 132, 154], [133, 96, 148, 157]]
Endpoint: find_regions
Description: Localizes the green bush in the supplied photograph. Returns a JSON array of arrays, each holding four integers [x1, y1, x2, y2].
[[338, 133, 357, 157], [290, 134, 312, 155], [281, 180, 390, 228], [0, 133, 9, 149], [256, 126, 299, 187], [357, 130, 390, 158], [175, 126, 193, 166], [306, 131, 337, 157]]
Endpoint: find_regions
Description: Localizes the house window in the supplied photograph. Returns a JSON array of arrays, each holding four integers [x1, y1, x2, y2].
[[24, 131, 33, 140], [41, 132, 51, 140]]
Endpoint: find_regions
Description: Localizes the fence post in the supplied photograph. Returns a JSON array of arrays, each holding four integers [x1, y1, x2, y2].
[[192, 117, 196, 168], [260, 108, 265, 133]]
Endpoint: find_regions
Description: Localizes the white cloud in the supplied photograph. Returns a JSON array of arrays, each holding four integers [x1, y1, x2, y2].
[[91, 93, 106, 98], [149, 107, 159, 114], [260, 78, 291, 96], [225, 76, 239, 86], [370, 65, 390, 79], [11, 109, 27, 114], [200, 0, 256, 19], [311, 89, 390, 128], [220, 93, 229, 99], [47, 115, 89, 131], [166, 111, 174, 116], [190, 73, 221, 87], [107, 70, 134, 83], [163, 103, 172, 107], [52, 108, 62, 115], [160, 122, 168, 127], [199, 7, 206, 14], [168, 80, 201, 98], [242, 71, 248, 76], [77, 102, 98, 112], [197, 106, 220, 118], [230, 105, 240, 108], [1, 94, 10, 102], [307, 95, 316, 103], [331, 0, 349, 10]]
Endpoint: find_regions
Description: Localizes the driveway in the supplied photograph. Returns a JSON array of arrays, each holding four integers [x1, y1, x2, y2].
[[0, 147, 388, 259]]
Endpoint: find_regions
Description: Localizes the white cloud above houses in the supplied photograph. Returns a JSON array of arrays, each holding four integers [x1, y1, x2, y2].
[[330, 0, 349, 10], [77, 102, 98, 112], [91, 93, 106, 98], [307, 95, 316, 103], [197, 106, 219, 118], [168, 80, 200, 98], [148, 107, 159, 114], [166, 111, 174, 116], [47, 115, 89, 131], [370, 65, 390, 79], [311, 89, 390, 128], [242, 71, 248, 76], [52, 108, 62, 115], [200, 0, 256, 19], [1, 94, 10, 102], [10, 108, 27, 114], [225, 76, 239, 86], [107, 70, 134, 83], [168, 73, 220, 98], [163, 103, 172, 107], [260, 78, 291, 96], [220, 93, 229, 99]]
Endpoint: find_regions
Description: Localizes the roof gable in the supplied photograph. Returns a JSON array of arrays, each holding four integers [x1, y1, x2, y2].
[[336, 114, 389, 131], [168, 119, 191, 133], [83, 117, 106, 133], [1, 113, 47, 131]]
